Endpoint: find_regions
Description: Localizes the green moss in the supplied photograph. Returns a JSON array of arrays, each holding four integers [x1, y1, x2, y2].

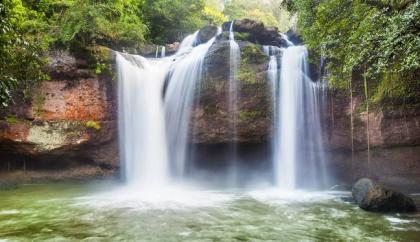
[[237, 44, 268, 85], [239, 110, 260, 122], [33, 92, 46, 117], [5, 115, 19, 124], [238, 67, 258, 84], [240, 45, 268, 65], [85, 121, 101, 130], [234, 32, 251, 41]]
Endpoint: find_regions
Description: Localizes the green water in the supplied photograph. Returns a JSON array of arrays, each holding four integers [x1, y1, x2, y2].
[[0, 183, 419, 242]]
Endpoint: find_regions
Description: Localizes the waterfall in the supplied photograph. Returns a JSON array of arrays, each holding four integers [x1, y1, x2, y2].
[[165, 36, 216, 179], [266, 43, 329, 190], [117, 53, 171, 188], [155, 46, 166, 58], [280, 33, 294, 47], [161, 46, 166, 58], [117, 22, 328, 190], [228, 21, 241, 184]]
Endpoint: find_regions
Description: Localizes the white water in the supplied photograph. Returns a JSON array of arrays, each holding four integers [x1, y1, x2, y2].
[[280, 33, 294, 46], [228, 21, 241, 184], [277, 46, 301, 189], [118, 23, 328, 191], [266, 42, 329, 190], [117, 54, 171, 188], [161, 46, 166, 58], [118, 29, 219, 186], [165, 36, 216, 178]]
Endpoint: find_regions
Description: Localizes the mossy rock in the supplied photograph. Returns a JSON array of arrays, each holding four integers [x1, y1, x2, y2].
[[240, 44, 268, 65], [239, 110, 260, 122]]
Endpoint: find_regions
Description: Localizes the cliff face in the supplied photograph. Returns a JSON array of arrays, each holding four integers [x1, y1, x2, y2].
[[325, 89, 420, 191], [0, 50, 118, 182], [0, 20, 419, 189], [190, 40, 271, 143]]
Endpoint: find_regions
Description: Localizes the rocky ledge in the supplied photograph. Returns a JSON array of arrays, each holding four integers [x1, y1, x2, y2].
[[0, 49, 118, 182]]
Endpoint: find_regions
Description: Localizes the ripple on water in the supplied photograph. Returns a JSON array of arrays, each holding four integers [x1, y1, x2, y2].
[[0, 184, 420, 241], [0, 210, 19, 215]]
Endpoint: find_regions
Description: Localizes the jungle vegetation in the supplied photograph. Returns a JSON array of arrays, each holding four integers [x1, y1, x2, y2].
[[1, 0, 419, 108]]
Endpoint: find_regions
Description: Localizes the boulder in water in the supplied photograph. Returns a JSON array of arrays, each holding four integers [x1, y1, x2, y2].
[[352, 178, 417, 213]]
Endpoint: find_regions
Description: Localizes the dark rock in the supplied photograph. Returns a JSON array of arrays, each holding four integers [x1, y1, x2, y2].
[[352, 178, 417, 213], [286, 30, 303, 45], [196, 25, 219, 45], [138, 42, 180, 57], [190, 39, 271, 144], [222, 19, 288, 47]]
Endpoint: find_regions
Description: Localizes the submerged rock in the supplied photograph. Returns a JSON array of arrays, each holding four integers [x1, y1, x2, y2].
[[352, 178, 417, 213]]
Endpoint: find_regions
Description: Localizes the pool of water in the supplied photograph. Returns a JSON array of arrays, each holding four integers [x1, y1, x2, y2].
[[0, 182, 419, 241]]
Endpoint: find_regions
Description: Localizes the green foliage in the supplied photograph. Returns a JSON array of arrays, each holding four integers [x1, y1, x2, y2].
[[0, 0, 49, 108], [202, 6, 228, 26], [224, 0, 292, 31], [58, 0, 147, 50], [0, 0, 227, 108], [142, 0, 208, 44], [287, 0, 420, 102]]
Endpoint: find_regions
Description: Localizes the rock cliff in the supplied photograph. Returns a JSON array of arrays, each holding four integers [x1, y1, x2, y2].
[[0, 49, 118, 183], [0, 19, 419, 190]]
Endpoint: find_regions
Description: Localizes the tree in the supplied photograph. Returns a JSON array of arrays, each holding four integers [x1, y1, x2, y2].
[[287, 0, 419, 102], [0, 0, 48, 108], [224, 0, 292, 31]]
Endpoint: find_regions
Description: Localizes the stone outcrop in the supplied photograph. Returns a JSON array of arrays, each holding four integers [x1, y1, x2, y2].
[[222, 19, 288, 47], [0, 49, 118, 181], [352, 178, 417, 213], [138, 42, 180, 57], [197, 25, 220, 45], [190, 39, 271, 143]]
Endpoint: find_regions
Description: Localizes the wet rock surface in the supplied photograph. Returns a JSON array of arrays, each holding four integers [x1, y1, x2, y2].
[[190, 38, 271, 143], [197, 25, 219, 45], [352, 178, 417, 213]]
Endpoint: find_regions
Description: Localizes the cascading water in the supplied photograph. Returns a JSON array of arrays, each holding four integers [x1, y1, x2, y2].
[[228, 21, 241, 184], [117, 53, 171, 188], [164, 35, 216, 179], [265, 40, 329, 190], [117, 21, 328, 190], [155, 46, 166, 58], [118, 30, 217, 186], [161, 46, 166, 58]]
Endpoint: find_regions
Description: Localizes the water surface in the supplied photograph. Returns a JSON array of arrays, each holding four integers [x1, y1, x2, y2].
[[0, 183, 419, 241]]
